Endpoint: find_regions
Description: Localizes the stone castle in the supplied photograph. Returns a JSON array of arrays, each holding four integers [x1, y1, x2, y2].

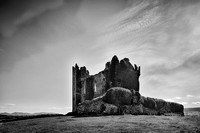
[[72, 56, 184, 116]]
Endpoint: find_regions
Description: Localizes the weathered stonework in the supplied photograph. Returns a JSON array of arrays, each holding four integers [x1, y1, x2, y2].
[[72, 55, 184, 116], [72, 64, 89, 112]]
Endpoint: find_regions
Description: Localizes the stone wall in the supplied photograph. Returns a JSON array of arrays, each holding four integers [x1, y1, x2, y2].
[[85, 76, 94, 100], [93, 72, 106, 98]]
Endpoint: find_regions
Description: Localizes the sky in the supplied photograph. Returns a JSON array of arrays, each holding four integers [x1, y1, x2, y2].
[[0, 0, 200, 114]]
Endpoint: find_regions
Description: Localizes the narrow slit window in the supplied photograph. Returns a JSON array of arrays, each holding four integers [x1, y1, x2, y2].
[[83, 81, 86, 94], [94, 83, 97, 92]]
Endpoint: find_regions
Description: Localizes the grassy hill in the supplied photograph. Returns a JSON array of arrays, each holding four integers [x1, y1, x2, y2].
[[0, 112, 200, 132]]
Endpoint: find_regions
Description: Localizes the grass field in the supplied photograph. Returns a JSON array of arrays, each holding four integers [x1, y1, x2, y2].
[[0, 111, 200, 133]]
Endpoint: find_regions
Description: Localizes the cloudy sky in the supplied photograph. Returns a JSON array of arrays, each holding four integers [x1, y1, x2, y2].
[[0, 0, 200, 114]]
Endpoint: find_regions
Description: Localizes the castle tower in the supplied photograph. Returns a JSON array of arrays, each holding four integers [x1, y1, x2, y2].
[[72, 64, 89, 113], [72, 64, 78, 112]]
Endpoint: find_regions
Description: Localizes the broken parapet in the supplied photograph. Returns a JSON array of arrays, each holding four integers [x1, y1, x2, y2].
[[104, 55, 141, 92]]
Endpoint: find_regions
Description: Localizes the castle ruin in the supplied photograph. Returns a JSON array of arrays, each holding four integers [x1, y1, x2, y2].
[[72, 55, 184, 116]]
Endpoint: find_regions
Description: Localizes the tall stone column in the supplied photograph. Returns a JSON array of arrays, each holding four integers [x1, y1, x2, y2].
[[72, 66, 77, 112]]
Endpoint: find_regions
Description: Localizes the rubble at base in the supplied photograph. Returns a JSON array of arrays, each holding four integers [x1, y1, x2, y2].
[[76, 87, 184, 116]]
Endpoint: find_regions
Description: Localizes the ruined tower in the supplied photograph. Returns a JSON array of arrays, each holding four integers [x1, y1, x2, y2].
[[72, 64, 89, 112]]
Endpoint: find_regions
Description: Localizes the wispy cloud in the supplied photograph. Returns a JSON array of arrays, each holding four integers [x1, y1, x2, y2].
[[174, 97, 182, 100], [97, 0, 163, 58], [164, 96, 182, 102], [14, 0, 64, 26], [102, 1, 200, 107], [0, 0, 64, 37], [187, 95, 194, 98], [6, 103, 16, 106], [192, 102, 200, 105], [0, 103, 16, 110]]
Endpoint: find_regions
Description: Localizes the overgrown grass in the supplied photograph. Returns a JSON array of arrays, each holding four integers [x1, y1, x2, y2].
[[0, 114, 200, 132]]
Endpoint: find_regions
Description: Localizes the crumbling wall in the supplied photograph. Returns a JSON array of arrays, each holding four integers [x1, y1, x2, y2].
[[81, 80, 86, 103], [85, 76, 94, 100], [72, 55, 141, 112], [93, 72, 106, 98]]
